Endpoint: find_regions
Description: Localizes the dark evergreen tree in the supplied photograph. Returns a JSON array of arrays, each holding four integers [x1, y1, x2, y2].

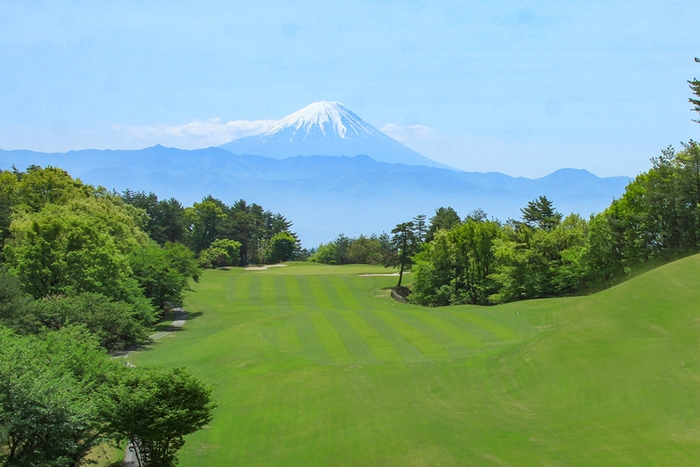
[[689, 57, 700, 123], [385, 222, 418, 287], [426, 207, 461, 242], [520, 196, 562, 231]]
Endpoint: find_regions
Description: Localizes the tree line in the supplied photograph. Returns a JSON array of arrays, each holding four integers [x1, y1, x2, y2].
[[120, 191, 300, 267], [390, 141, 700, 306]]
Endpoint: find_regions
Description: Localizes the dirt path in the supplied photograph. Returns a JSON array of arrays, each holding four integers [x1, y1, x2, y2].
[[121, 306, 188, 466]]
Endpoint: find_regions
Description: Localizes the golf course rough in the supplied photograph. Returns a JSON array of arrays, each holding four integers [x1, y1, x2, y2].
[[130, 259, 700, 466]]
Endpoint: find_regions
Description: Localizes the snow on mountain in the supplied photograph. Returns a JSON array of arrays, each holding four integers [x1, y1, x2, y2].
[[220, 101, 454, 169], [260, 101, 377, 140]]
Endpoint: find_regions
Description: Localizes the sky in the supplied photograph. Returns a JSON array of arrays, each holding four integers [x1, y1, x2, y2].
[[1, 0, 699, 178]]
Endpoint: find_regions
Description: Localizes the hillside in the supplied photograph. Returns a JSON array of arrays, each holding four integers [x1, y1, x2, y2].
[[130, 255, 700, 466]]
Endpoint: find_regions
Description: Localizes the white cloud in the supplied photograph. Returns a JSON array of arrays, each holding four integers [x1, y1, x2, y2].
[[380, 123, 439, 143], [111, 118, 276, 149]]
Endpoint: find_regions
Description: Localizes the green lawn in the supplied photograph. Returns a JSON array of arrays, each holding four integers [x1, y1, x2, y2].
[[130, 259, 700, 466]]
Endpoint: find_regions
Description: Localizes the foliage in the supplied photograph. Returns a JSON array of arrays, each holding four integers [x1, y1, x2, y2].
[[101, 367, 216, 467], [184, 197, 296, 265], [0, 269, 30, 326], [199, 239, 242, 268], [310, 233, 390, 265], [412, 219, 502, 305], [426, 206, 461, 242], [184, 197, 227, 254], [385, 222, 419, 287], [309, 242, 340, 264], [5, 196, 150, 305], [690, 57, 700, 123], [121, 190, 187, 245], [0, 326, 120, 467], [344, 235, 384, 265], [264, 232, 297, 264], [130, 242, 200, 309], [520, 195, 562, 231], [10, 293, 149, 351]]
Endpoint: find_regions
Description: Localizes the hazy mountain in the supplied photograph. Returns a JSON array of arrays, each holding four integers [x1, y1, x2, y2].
[[219, 101, 453, 169], [0, 146, 630, 246]]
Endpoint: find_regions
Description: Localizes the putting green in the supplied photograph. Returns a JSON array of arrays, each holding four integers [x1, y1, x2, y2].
[[130, 258, 700, 466]]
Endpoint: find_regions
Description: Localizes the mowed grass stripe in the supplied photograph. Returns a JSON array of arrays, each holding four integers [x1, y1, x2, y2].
[[272, 276, 291, 315], [296, 275, 324, 312], [291, 313, 331, 364], [337, 310, 403, 362], [229, 273, 251, 305], [449, 310, 520, 341], [355, 310, 424, 361], [329, 276, 366, 310], [430, 311, 498, 345], [407, 310, 483, 350], [247, 274, 262, 306], [307, 311, 354, 364], [345, 276, 392, 310], [284, 275, 307, 314], [315, 276, 352, 310], [308, 276, 339, 310], [375, 310, 450, 359], [323, 310, 380, 363], [394, 310, 467, 358], [259, 275, 277, 309]]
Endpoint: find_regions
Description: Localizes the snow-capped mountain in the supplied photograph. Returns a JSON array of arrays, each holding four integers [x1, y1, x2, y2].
[[219, 101, 452, 169]]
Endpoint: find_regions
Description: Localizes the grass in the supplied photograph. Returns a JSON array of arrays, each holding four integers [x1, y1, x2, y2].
[[130, 259, 700, 466]]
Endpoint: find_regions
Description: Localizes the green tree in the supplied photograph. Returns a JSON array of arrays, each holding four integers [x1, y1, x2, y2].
[[101, 367, 216, 467], [410, 230, 454, 306], [5, 197, 151, 310], [520, 196, 562, 231], [345, 235, 384, 264], [411, 220, 502, 306], [264, 232, 297, 264], [426, 207, 460, 242], [199, 239, 242, 268], [412, 214, 427, 243], [129, 242, 200, 310], [0, 171, 19, 255], [14, 166, 92, 214], [185, 197, 227, 254], [690, 57, 700, 123], [309, 243, 339, 264], [16, 293, 149, 351], [121, 191, 187, 245], [0, 269, 29, 327], [490, 214, 589, 302], [0, 326, 120, 467], [386, 222, 418, 287]]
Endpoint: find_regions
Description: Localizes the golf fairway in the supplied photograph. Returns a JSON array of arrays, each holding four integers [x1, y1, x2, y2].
[[130, 259, 700, 466]]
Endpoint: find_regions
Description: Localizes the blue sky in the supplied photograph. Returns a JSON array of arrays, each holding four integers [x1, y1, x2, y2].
[[1, 0, 698, 177]]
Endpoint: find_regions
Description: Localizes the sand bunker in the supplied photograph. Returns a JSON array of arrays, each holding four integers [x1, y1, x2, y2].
[[244, 264, 289, 271]]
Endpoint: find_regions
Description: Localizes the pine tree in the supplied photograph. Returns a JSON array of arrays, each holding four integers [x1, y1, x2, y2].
[[689, 57, 700, 123]]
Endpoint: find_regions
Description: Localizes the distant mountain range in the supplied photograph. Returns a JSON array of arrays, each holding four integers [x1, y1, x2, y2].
[[0, 146, 630, 246], [219, 101, 452, 169]]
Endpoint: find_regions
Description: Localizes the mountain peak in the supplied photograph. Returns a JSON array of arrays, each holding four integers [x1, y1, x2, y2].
[[220, 101, 454, 169], [261, 101, 376, 140]]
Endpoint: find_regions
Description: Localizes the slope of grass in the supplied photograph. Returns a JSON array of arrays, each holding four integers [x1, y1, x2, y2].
[[130, 258, 700, 466]]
